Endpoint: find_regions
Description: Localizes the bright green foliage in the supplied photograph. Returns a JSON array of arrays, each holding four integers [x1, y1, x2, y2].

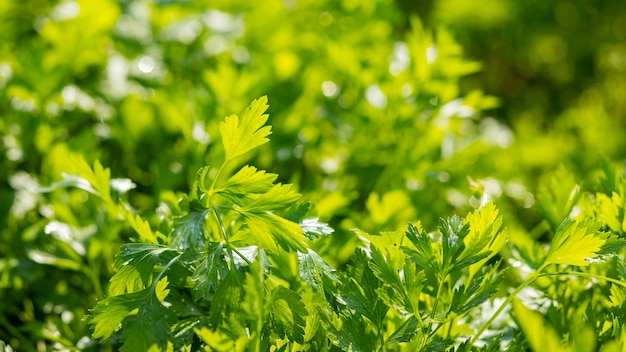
[[1, 0, 626, 350], [27, 100, 626, 349]]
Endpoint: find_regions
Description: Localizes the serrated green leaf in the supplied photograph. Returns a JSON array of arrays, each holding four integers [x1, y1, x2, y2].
[[369, 245, 424, 315], [220, 96, 272, 161], [338, 251, 389, 329], [192, 242, 229, 300], [440, 215, 471, 271], [237, 183, 301, 213], [544, 219, 605, 266], [448, 263, 505, 316], [171, 200, 210, 250], [66, 156, 112, 202], [403, 222, 440, 276], [459, 202, 506, 276], [594, 193, 623, 233], [330, 310, 378, 352], [243, 212, 307, 253], [284, 202, 311, 222], [216, 165, 278, 198], [89, 289, 147, 340], [270, 286, 308, 344], [609, 284, 626, 308], [596, 234, 626, 258], [119, 278, 176, 352], [109, 244, 178, 295]]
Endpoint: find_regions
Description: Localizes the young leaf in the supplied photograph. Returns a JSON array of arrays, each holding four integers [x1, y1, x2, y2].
[[439, 215, 471, 272], [120, 206, 161, 244], [220, 96, 272, 161], [544, 219, 605, 267], [459, 202, 506, 277]]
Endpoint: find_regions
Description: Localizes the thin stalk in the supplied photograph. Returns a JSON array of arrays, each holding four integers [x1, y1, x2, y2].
[[421, 273, 448, 348], [208, 162, 228, 200], [212, 207, 236, 268], [539, 271, 626, 288], [470, 263, 549, 346]]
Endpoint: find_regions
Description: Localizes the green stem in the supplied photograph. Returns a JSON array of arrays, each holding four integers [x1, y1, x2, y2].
[[539, 271, 626, 288], [231, 247, 253, 266], [470, 262, 548, 346], [212, 208, 236, 268], [421, 272, 448, 348], [208, 162, 228, 200]]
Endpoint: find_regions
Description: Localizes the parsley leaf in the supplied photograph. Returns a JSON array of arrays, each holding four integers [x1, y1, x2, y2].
[[220, 96, 272, 161], [544, 219, 605, 266]]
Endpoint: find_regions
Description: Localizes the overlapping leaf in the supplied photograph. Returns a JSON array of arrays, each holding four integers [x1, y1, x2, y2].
[[298, 248, 340, 292], [192, 242, 229, 300], [171, 200, 211, 250], [369, 245, 424, 315], [109, 243, 179, 295]]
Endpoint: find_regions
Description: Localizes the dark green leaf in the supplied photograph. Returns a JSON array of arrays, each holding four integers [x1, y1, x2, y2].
[[171, 200, 210, 250], [270, 286, 308, 344], [192, 242, 229, 300]]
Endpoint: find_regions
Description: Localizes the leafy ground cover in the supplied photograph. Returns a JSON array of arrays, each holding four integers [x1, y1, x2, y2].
[[1, 0, 625, 351]]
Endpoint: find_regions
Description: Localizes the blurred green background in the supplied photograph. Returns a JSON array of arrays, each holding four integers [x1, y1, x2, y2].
[[1, 0, 625, 349]]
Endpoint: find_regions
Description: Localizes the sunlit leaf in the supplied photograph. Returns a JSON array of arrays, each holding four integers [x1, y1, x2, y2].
[[544, 219, 605, 267], [220, 96, 272, 161]]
